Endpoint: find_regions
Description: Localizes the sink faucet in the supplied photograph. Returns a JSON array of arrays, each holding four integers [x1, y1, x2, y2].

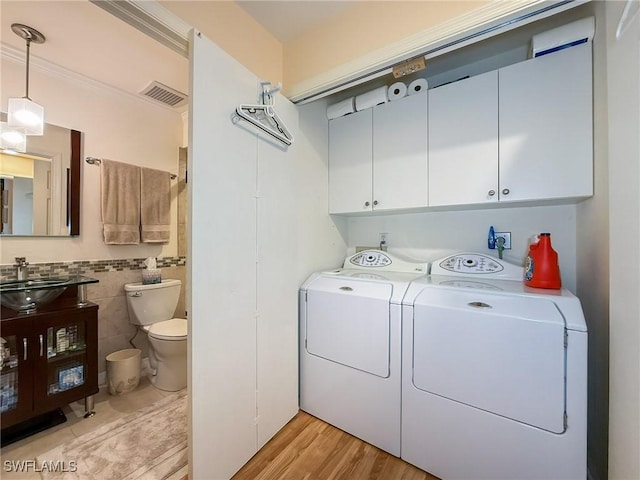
[[14, 257, 29, 280]]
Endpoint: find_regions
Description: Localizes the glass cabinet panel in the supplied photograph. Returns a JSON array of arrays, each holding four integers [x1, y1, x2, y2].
[[46, 323, 86, 396], [1, 335, 20, 413]]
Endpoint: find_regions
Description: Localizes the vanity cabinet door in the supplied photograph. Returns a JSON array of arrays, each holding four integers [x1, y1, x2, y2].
[[32, 306, 98, 414], [328, 109, 373, 214], [428, 71, 499, 206], [0, 319, 34, 427]]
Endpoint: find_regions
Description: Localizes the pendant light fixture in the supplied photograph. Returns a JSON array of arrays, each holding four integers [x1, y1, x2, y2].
[[0, 123, 27, 153], [7, 23, 46, 136]]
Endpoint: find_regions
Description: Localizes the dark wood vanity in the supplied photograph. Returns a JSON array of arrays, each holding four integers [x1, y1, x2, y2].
[[0, 288, 98, 445]]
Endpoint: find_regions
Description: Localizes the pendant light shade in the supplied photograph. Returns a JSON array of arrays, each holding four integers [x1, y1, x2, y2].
[[8, 98, 44, 136], [7, 23, 46, 136], [0, 122, 27, 153]]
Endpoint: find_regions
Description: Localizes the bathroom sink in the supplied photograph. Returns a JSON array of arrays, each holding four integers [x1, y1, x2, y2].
[[0, 278, 71, 313]]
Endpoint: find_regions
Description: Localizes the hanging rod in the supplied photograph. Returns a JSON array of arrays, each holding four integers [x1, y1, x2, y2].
[[85, 157, 177, 180]]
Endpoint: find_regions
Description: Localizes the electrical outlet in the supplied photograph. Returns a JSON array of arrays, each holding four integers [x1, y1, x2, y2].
[[495, 232, 511, 249], [379, 233, 388, 251]]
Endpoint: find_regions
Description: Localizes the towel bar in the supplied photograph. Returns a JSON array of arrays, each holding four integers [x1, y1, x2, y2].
[[85, 157, 177, 180]]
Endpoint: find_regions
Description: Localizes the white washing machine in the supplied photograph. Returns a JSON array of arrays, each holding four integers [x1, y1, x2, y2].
[[299, 250, 428, 456], [401, 253, 588, 480]]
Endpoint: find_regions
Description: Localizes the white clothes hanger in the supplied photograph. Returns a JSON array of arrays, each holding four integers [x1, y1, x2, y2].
[[234, 82, 294, 146]]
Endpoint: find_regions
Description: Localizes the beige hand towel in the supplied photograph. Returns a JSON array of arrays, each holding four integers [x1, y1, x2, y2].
[[101, 159, 141, 244], [141, 167, 171, 243]]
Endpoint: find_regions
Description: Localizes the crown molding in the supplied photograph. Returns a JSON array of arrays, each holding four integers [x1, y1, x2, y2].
[[89, 0, 190, 57]]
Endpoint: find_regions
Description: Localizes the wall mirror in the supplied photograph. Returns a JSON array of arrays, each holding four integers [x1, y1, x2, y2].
[[0, 115, 80, 236]]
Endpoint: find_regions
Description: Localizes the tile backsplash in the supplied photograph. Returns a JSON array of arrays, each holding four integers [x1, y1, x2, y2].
[[0, 256, 186, 281], [1, 256, 187, 375]]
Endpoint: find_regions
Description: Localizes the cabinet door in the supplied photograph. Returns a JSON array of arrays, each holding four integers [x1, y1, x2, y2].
[[33, 307, 98, 413], [428, 71, 499, 206], [0, 319, 34, 427], [328, 109, 373, 213], [499, 42, 593, 202], [373, 93, 428, 211]]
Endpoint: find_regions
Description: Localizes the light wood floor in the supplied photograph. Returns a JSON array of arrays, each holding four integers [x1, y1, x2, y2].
[[231, 411, 439, 480]]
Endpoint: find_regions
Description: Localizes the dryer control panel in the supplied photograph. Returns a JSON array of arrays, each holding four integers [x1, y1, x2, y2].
[[431, 253, 523, 280]]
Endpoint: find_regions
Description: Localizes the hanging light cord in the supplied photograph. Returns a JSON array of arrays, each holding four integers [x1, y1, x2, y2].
[[24, 35, 31, 100], [10, 23, 46, 100]]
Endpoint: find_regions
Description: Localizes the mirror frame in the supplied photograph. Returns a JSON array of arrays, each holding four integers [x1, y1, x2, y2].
[[69, 130, 80, 236]]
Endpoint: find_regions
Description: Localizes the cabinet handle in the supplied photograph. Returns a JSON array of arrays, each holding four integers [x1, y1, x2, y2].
[[39, 334, 44, 357], [373, 200, 379, 206], [364, 201, 370, 208], [502, 188, 510, 195], [23, 338, 27, 361], [488, 190, 496, 197]]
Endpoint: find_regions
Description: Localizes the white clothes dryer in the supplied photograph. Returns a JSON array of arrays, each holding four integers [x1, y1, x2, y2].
[[299, 250, 428, 456], [401, 253, 588, 480]]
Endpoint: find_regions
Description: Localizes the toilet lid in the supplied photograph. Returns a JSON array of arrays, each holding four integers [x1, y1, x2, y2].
[[146, 318, 187, 341]]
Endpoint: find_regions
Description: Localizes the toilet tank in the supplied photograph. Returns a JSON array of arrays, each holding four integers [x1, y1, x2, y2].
[[124, 279, 181, 326]]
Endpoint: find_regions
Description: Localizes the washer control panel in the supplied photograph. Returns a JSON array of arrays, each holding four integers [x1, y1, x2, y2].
[[431, 253, 523, 280], [440, 254, 503, 274], [343, 250, 428, 274], [349, 251, 392, 267]]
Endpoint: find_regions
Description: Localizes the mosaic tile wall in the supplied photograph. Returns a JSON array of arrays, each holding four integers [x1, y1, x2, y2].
[[0, 256, 186, 281], [1, 257, 187, 376]]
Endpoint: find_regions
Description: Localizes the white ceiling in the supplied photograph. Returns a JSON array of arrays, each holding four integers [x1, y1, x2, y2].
[[1, 1, 592, 109], [2, 0, 340, 108], [1, 1, 189, 106], [236, 1, 355, 42]]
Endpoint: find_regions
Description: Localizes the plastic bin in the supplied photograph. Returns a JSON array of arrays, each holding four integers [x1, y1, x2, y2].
[[106, 348, 141, 396]]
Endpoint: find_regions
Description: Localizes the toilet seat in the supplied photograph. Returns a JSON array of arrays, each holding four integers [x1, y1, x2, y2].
[[144, 318, 187, 341]]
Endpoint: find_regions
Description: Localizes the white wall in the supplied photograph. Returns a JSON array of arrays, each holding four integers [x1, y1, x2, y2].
[[576, 3, 610, 479], [0, 58, 183, 263], [347, 204, 578, 293], [605, 1, 640, 479], [188, 30, 346, 479], [296, 99, 350, 278]]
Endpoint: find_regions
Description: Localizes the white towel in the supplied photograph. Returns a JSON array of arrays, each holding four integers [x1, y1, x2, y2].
[[100, 159, 140, 245], [140, 167, 171, 243]]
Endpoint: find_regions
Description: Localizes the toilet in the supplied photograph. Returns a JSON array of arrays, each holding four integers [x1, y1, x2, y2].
[[124, 279, 187, 391]]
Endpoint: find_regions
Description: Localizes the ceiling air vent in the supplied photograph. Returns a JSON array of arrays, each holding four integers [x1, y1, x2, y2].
[[140, 81, 188, 108]]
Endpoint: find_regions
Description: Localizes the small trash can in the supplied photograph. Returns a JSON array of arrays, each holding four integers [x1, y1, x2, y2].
[[106, 348, 141, 396]]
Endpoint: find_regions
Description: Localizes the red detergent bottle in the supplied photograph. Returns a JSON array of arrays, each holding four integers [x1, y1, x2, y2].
[[524, 233, 562, 289]]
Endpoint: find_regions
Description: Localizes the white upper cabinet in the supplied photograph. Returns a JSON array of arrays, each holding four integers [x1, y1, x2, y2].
[[328, 109, 373, 214], [328, 93, 428, 214], [428, 71, 499, 206], [498, 42, 593, 202], [373, 93, 429, 211], [329, 43, 593, 214]]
